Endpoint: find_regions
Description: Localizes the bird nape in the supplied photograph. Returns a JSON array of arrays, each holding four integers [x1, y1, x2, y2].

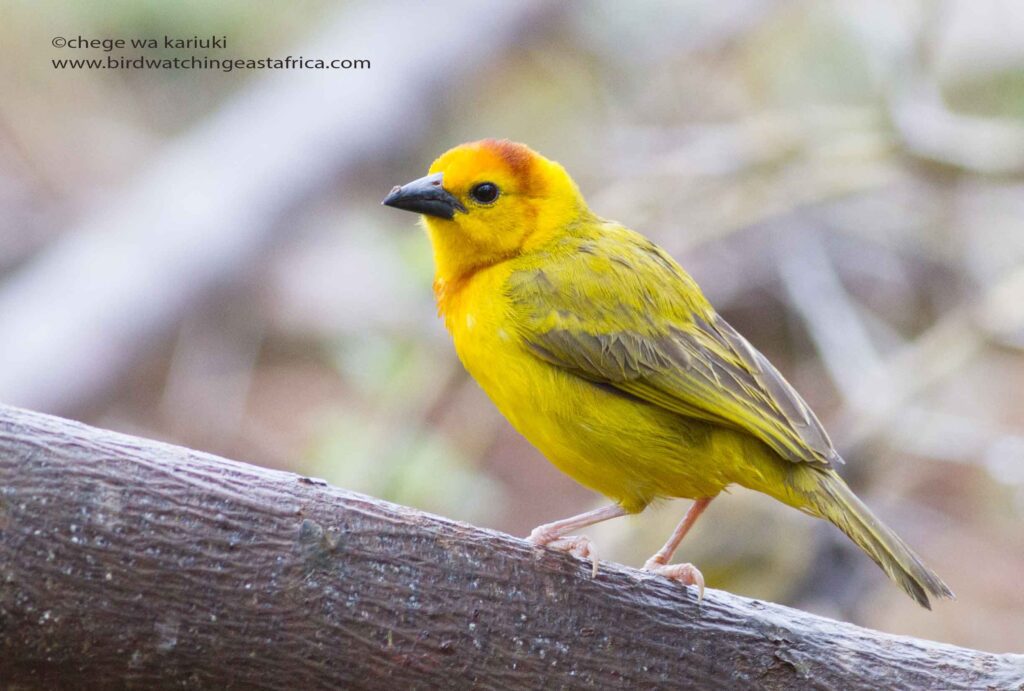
[[382, 138, 954, 609]]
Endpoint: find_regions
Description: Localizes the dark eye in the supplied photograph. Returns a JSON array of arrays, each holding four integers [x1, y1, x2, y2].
[[470, 182, 499, 204]]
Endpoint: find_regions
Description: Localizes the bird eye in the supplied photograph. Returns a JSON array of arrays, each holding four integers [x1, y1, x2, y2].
[[470, 182, 499, 204]]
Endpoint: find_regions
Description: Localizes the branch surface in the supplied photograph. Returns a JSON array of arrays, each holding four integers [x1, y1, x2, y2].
[[0, 405, 1021, 689]]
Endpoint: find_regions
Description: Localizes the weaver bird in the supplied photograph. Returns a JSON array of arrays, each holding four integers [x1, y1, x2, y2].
[[382, 139, 953, 608]]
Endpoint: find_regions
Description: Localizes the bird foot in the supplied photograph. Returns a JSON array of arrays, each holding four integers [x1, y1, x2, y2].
[[643, 557, 705, 601], [527, 529, 600, 578]]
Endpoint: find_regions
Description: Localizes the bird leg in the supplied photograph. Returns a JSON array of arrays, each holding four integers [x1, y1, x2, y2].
[[526, 503, 629, 577], [643, 497, 713, 600]]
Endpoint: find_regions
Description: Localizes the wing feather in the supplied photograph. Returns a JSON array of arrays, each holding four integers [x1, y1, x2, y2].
[[508, 225, 840, 467]]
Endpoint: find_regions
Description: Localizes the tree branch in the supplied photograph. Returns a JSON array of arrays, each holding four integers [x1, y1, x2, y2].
[[0, 404, 1020, 689]]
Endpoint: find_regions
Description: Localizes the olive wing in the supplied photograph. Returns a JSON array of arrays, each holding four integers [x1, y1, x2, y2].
[[507, 232, 840, 467]]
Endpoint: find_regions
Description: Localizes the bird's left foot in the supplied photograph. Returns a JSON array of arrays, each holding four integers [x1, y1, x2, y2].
[[527, 528, 600, 578], [643, 556, 705, 601]]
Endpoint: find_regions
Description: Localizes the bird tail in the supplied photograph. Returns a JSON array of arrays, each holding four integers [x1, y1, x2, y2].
[[803, 470, 954, 609]]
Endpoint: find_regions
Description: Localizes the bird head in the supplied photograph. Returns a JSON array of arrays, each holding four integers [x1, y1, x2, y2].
[[383, 139, 587, 281]]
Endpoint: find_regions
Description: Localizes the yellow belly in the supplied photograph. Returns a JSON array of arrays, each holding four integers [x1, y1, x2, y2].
[[443, 263, 747, 513]]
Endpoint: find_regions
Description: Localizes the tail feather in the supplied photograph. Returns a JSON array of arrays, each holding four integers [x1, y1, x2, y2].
[[811, 471, 954, 609]]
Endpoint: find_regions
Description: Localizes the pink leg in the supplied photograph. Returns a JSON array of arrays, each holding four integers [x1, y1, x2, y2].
[[527, 504, 629, 577], [647, 497, 713, 566], [643, 497, 714, 600]]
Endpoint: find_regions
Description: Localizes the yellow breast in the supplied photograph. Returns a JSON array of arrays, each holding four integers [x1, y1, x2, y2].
[[439, 263, 538, 422], [437, 262, 735, 512]]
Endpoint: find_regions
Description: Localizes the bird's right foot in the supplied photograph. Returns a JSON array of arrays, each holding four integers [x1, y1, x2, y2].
[[527, 529, 600, 578], [643, 556, 705, 601]]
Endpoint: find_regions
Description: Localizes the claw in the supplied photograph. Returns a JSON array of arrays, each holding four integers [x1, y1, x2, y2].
[[528, 532, 600, 578], [643, 557, 705, 601]]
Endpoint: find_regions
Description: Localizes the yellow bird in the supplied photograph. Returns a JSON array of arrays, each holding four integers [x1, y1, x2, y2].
[[383, 139, 953, 608]]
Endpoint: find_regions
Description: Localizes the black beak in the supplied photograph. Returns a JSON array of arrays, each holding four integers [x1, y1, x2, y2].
[[381, 172, 466, 220]]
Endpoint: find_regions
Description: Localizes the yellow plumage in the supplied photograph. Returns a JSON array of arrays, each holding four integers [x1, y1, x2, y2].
[[383, 139, 953, 608]]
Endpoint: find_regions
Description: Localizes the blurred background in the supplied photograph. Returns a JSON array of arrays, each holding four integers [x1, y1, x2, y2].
[[2, 0, 1023, 652]]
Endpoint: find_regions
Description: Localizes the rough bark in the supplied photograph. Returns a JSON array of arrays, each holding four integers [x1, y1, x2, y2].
[[0, 404, 1021, 690]]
